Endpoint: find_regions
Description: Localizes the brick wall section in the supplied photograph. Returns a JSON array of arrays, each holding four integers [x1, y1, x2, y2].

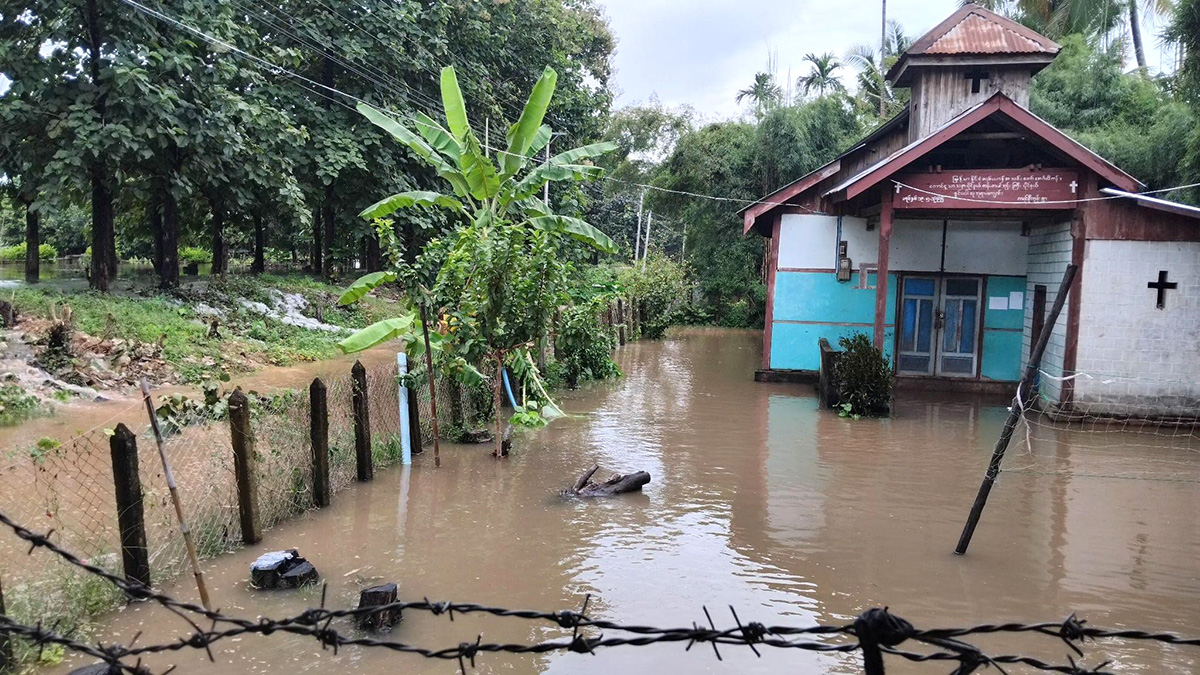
[[1023, 222, 1073, 405], [1074, 240, 1200, 416]]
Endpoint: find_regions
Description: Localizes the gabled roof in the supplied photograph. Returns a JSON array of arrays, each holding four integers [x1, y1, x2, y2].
[[823, 93, 1142, 202], [888, 4, 1060, 85], [1101, 188, 1200, 221]]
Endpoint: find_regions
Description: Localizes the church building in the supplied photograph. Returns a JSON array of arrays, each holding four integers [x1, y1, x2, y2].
[[744, 4, 1200, 415]]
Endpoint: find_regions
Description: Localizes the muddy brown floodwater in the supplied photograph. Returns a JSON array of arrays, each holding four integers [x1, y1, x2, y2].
[[50, 329, 1200, 674]]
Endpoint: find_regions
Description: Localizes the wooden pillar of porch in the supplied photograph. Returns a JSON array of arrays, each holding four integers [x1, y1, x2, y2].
[[874, 188, 894, 350]]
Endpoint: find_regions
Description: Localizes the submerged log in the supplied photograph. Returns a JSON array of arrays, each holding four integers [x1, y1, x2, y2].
[[250, 549, 319, 589], [564, 464, 651, 498], [356, 583, 402, 631]]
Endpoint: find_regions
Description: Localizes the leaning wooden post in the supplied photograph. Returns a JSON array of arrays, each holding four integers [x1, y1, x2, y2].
[[616, 298, 626, 345], [407, 375, 424, 455], [418, 304, 441, 468], [955, 264, 1078, 555], [139, 378, 211, 611], [1, 573, 13, 672], [227, 390, 261, 545], [351, 360, 373, 481], [109, 423, 151, 586], [310, 378, 331, 507]]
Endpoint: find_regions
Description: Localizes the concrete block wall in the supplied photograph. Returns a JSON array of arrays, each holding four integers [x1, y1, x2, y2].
[[1023, 222, 1073, 404], [1074, 240, 1200, 416]]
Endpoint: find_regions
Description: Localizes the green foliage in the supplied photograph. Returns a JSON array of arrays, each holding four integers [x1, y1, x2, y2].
[[617, 255, 690, 339], [179, 247, 212, 265], [27, 437, 64, 464], [832, 333, 893, 418], [509, 399, 549, 428], [0, 242, 57, 261], [0, 384, 44, 426], [555, 298, 621, 387]]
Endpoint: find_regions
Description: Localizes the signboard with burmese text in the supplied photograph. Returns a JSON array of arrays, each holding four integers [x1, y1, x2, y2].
[[892, 169, 1080, 209]]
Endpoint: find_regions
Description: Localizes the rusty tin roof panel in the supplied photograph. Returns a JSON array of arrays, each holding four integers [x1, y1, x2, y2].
[[924, 12, 1055, 54]]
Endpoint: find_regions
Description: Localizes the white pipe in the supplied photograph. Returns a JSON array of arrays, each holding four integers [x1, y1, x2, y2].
[[397, 351, 412, 465]]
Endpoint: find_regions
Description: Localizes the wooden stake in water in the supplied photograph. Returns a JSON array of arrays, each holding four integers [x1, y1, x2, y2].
[[419, 304, 442, 468], [139, 378, 212, 610], [954, 264, 1077, 555]]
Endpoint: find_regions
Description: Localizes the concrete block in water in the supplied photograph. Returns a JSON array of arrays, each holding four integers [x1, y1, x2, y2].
[[356, 583, 402, 631], [250, 549, 319, 589]]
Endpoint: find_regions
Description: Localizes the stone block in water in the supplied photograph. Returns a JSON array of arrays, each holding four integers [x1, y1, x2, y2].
[[250, 549, 319, 589], [356, 583, 402, 631]]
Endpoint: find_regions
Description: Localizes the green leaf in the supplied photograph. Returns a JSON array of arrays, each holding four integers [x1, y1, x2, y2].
[[526, 125, 552, 159], [356, 102, 472, 199], [501, 67, 557, 178], [338, 315, 416, 354], [440, 66, 470, 141], [461, 133, 501, 201], [529, 215, 617, 253], [511, 163, 603, 201], [337, 271, 397, 306], [413, 112, 462, 163], [358, 191, 466, 220]]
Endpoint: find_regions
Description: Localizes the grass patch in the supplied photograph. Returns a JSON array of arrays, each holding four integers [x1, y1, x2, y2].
[[0, 383, 49, 426]]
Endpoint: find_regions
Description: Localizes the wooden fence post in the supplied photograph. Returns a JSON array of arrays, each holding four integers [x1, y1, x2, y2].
[[352, 360, 373, 481], [1, 573, 13, 672], [616, 298, 626, 345], [228, 390, 261, 545], [109, 423, 151, 587], [310, 378, 331, 508], [407, 380, 424, 454]]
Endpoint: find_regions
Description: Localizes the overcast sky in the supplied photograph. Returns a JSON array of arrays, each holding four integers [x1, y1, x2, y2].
[[597, 0, 1175, 120]]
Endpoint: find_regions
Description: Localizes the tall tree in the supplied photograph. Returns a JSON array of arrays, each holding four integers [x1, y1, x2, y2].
[[798, 52, 845, 97], [735, 73, 782, 119]]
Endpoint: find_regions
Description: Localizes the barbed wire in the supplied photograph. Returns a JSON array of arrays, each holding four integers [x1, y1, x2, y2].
[[3, 510, 1200, 674]]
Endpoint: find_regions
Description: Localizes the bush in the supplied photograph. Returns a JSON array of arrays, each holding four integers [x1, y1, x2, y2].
[[179, 246, 212, 264], [832, 333, 892, 417], [0, 242, 58, 262], [555, 299, 621, 388], [617, 254, 690, 339]]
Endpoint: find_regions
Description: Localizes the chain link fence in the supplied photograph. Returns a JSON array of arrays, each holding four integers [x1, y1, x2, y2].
[[0, 353, 416, 643]]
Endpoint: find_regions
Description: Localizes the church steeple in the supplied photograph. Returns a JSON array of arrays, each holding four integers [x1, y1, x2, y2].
[[888, 4, 1060, 142]]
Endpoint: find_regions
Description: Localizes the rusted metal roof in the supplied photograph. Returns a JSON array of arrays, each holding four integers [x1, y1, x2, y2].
[[905, 5, 1059, 57], [922, 12, 1056, 54]]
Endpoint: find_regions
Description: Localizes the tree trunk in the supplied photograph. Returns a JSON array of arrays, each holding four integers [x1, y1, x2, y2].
[[149, 192, 163, 276], [24, 201, 40, 284], [210, 200, 227, 276], [85, 0, 114, 292], [1129, 0, 1147, 71], [252, 214, 265, 274], [310, 205, 323, 276], [365, 232, 381, 272], [160, 185, 180, 288], [493, 354, 504, 458], [321, 188, 334, 278]]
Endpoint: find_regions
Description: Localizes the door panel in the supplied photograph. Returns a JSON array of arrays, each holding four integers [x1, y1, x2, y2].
[[897, 277, 936, 375], [897, 276, 982, 378], [936, 278, 981, 378]]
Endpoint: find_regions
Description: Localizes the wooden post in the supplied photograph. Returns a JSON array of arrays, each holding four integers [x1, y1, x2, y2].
[[352, 360, 373, 481], [228, 390, 261, 545], [0, 574, 10, 672], [310, 378, 331, 508], [874, 187, 893, 351], [616, 298, 627, 345], [109, 423, 150, 586], [407, 380, 424, 454], [139, 378, 210, 611], [419, 304, 441, 468], [955, 264, 1078, 555], [1030, 284, 1047, 353]]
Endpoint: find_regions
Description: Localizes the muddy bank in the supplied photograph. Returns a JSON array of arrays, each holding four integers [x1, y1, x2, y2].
[[44, 328, 1200, 674]]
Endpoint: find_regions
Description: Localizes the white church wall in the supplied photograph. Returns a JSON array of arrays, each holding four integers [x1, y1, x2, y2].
[[1023, 222, 1073, 405], [778, 214, 838, 270], [944, 221, 1028, 275], [1074, 239, 1200, 415]]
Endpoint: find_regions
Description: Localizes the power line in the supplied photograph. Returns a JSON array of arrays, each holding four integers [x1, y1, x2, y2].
[[890, 179, 1200, 206]]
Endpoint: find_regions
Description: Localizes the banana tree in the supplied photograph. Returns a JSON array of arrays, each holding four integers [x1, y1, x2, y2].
[[337, 65, 616, 458]]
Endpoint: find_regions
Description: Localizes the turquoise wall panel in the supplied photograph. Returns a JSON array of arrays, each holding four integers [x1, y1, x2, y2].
[[983, 276, 1026, 330], [773, 271, 889, 324], [981, 330, 1023, 381], [770, 324, 896, 371]]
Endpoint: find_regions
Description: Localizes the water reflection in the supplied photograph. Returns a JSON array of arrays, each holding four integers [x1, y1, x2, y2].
[[43, 328, 1200, 675]]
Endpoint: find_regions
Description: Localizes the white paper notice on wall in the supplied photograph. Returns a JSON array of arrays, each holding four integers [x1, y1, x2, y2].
[[989, 296, 1010, 311], [1009, 292, 1024, 310]]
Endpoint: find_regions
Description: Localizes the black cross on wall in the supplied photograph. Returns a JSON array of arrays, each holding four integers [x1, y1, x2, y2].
[[1147, 270, 1178, 309], [964, 70, 990, 94]]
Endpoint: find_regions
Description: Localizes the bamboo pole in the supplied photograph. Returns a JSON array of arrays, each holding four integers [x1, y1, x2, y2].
[[954, 264, 1077, 555], [139, 378, 211, 610], [419, 304, 441, 468]]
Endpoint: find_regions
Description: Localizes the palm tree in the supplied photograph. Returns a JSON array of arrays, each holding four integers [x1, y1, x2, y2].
[[735, 72, 782, 118], [848, 20, 911, 118], [798, 52, 845, 97]]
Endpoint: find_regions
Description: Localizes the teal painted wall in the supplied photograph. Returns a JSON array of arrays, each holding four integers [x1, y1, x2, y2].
[[980, 275, 1026, 381], [769, 271, 896, 371]]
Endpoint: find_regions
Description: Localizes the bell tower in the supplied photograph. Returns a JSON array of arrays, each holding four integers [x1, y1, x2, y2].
[[888, 4, 1060, 142]]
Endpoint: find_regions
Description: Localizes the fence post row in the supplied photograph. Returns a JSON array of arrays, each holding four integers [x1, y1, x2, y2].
[[228, 389, 262, 545], [616, 298, 626, 345], [351, 360, 373, 482], [310, 377, 331, 508], [109, 423, 151, 587]]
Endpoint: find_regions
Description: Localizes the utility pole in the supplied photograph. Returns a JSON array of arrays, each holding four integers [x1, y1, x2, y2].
[[641, 211, 653, 270], [543, 135, 552, 204], [633, 188, 646, 263], [879, 0, 888, 118], [680, 221, 687, 262]]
